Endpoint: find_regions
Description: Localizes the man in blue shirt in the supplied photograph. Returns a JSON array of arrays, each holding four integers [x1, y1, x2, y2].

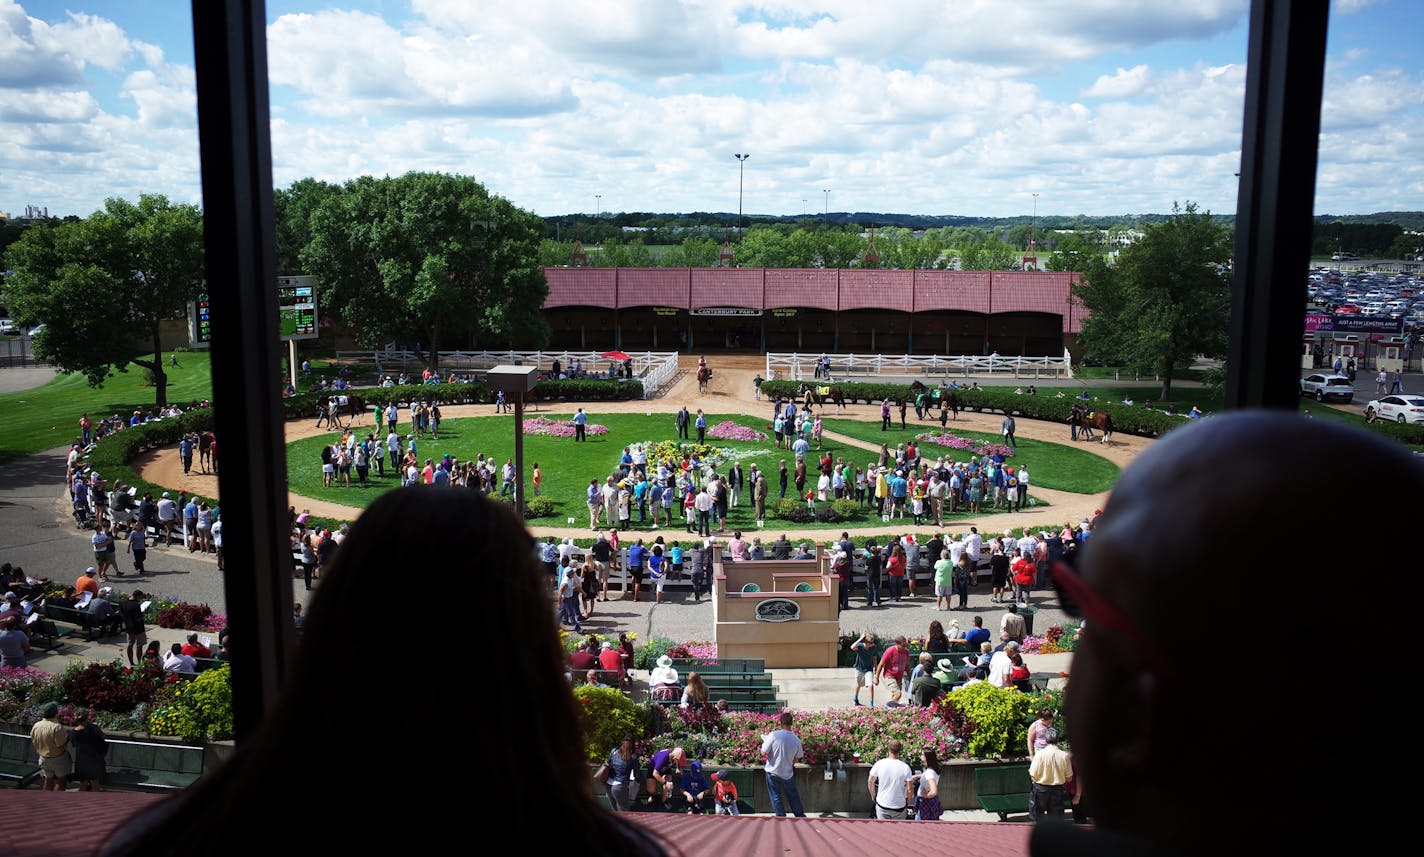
[[627, 539, 647, 601], [694, 409, 707, 443], [573, 408, 588, 442], [964, 616, 991, 648]]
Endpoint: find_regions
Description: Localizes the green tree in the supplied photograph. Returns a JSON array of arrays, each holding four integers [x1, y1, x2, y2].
[[3, 194, 204, 405], [1046, 232, 1103, 273], [657, 237, 719, 267], [1073, 202, 1232, 400], [958, 239, 1017, 271], [274, 178, 341, 272], [301, 172, 547, 371]]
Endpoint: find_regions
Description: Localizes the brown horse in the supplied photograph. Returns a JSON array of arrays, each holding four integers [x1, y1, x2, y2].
[[317, 394, 367, 428], [910, 380, 961, 420], [1071, 409, 1114, 444], [696, 366, 711, 393], [798, 383, 847, 411]]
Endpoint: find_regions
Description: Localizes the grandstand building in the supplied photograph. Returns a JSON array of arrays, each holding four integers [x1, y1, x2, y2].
[[541, 267, 1085, 356]]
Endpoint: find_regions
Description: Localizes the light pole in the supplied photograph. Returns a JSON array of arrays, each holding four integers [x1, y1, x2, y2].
[[734, 153, 749, 236], [595, 194, 601, 220], [802, 198, 807, 217], [1030, 192, 1039, 265], [823, 188, 830, 218]]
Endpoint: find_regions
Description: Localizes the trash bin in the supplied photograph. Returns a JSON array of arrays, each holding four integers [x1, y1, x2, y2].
[[1019, 605, 1038, 637]]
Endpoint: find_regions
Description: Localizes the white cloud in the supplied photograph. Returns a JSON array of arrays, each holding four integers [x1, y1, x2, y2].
[[1083, 65, 1151, 99]]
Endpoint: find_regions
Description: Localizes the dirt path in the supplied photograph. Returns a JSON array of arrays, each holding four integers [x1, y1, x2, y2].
[[135, 356, 1148, 533]]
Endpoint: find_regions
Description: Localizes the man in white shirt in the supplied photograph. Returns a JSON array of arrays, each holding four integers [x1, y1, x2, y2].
[[761, 711, 806, 817], [156, 492, 178, 546], [964, 526, 983, 564], [988, 640, 1019, 688], [867, 741, 913, 819], [163, 643, 197, 674], [1016, 466, 1030, 511]]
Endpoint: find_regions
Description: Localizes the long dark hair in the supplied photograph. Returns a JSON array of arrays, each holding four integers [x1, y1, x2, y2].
[[106, 488, 665, 856]]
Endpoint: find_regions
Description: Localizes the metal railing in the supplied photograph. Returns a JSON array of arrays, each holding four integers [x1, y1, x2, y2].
[[766, 350, 1073, 381], [334, 349, 681, 398]]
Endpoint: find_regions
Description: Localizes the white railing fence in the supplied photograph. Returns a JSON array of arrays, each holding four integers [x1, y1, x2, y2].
[[766, 352, 1073, 381], [334, 349, 681, 398]]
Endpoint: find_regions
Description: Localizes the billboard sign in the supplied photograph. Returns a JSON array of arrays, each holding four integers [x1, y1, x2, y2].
[[188, 274, 321, 347]]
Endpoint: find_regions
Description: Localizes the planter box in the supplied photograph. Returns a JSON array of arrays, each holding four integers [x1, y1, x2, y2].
[[590, 758, 1028, 814]]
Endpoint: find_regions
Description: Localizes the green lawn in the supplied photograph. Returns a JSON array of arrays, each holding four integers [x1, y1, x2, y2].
[[820, 416, 1120, 494], [0, 352, 214, 464], [285, 413, 1049, 528]]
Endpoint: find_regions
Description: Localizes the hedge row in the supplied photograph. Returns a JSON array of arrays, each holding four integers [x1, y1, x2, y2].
[[763, 379, 1424, 446], [85, 409, 219, 505], [281, 378, 638, 419], [760, 380, 1186, 438]]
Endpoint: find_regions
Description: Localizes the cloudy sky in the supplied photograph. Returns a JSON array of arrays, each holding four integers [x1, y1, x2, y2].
[[2, 0, 1420, 219]]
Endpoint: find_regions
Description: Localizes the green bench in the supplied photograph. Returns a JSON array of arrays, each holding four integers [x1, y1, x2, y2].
[[0, 732, 41, 789], [975, 765, 1031, 821], [701, 673, 775, 689], [43, 602, 119, 642], [670, 658, 765, 674], [105, 738, 205, 791]]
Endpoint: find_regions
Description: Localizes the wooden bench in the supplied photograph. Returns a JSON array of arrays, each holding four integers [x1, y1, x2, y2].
[[43, 603, 119, 641], [0, 732, 41, 789], [975, 765, 1031, 821], [105, 739, 205, 791]]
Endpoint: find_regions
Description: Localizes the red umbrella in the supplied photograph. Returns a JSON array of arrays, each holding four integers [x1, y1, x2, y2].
[[600, 350, 632, 362]]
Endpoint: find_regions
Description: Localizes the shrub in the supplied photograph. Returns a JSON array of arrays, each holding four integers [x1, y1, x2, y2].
[[633, 636, 676, 670], [523, 495, 557, 519], [148, 664, 233, 742], [831, 498, 863, 521], [938, 682, 1033, 758], [573, 684, 649, 762], [774, 497, 813, 523], [58, 661, 174, 713], [157, 602, 214, 630]]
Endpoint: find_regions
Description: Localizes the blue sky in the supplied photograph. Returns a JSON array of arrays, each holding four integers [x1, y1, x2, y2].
[[2, 0, 1421, 219]]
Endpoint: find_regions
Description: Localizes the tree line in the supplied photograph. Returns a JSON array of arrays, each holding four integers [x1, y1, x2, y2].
[[3, 172, 549, 403]]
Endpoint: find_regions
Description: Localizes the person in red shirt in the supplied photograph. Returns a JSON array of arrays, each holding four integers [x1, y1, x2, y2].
[[181, 633, 212, 659], [598, 641, 629, 689], [1012, 553, 1036, 603], [711, 771, 741, 816], [886, 544, 908, 602], [569, 641, 599, 672], [874, 636, 910, 706]]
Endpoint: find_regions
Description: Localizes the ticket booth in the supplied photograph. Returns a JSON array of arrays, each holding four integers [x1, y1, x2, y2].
[[1378, 337, 1405, 373], [1301, 336, 1315, 370], [1333, 334, 1360, 361]]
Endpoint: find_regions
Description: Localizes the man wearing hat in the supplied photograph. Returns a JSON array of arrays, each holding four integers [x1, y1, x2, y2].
[[30, 702, 71, 791], [75, 567, 100, 601], [680, 760, 711, 814], [711, 770, 741, 815], [156, 491, 178, 546]]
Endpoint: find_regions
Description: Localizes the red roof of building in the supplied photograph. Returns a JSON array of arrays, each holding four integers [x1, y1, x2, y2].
[[630, 815, 1030, 857]]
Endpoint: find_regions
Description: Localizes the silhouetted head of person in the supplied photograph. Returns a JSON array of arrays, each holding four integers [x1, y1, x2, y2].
[[1057, 411, 1422, 854]]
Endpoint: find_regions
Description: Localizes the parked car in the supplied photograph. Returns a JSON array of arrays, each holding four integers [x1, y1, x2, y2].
[[1366, 395, 1424, 424], [1300, 373, 1355, 402], [0, 319, 15, 334]]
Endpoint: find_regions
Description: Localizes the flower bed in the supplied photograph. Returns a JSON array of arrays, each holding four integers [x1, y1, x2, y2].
[[0, 660, 232, 741], [640, 440, 731, 470], [1020, 623, 1079, 654], [148, 598, 227, 633], [656, 706, 965, 766], [521, 417, 609, 437], [916, 432, 1015, 459], [707, 420, 766, 442]]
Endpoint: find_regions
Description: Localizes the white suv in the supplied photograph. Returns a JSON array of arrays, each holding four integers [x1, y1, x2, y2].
[[1300, 373, 1355, 403]]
